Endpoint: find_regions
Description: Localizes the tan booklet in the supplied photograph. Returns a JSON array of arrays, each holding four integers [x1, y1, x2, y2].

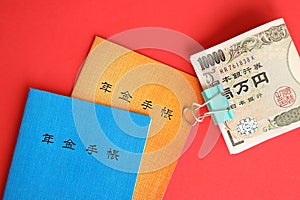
[[72, 36, 202, 199]]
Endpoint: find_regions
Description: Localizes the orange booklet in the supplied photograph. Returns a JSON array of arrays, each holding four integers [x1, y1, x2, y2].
[[72, 36, 202, 199]]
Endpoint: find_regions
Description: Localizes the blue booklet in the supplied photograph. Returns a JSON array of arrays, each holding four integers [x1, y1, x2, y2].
[[4, 89, 151, 199]]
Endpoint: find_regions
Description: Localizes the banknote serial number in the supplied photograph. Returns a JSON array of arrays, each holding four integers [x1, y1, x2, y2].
[[197, 50, 255, 72], [219, 56, 255, 74]]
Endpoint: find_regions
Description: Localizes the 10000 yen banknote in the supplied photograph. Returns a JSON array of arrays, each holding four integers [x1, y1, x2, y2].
[[191, 18, 300, 154]]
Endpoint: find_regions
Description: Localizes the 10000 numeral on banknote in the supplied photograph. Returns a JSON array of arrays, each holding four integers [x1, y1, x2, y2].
[[191, 18, 300, 154]]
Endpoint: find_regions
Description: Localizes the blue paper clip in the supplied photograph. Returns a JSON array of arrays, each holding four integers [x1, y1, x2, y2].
[[183, 84, 235, 126]]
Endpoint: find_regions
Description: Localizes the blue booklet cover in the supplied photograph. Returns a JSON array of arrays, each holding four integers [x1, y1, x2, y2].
[[4, 89, 151, 199]]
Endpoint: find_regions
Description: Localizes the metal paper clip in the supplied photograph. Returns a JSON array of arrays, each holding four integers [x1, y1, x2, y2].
[[183, 84, 235, 126], [183, 93, 230, 126]]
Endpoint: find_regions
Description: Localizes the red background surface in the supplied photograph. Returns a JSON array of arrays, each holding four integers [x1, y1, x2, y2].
[[1, 0, 300, 199]]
